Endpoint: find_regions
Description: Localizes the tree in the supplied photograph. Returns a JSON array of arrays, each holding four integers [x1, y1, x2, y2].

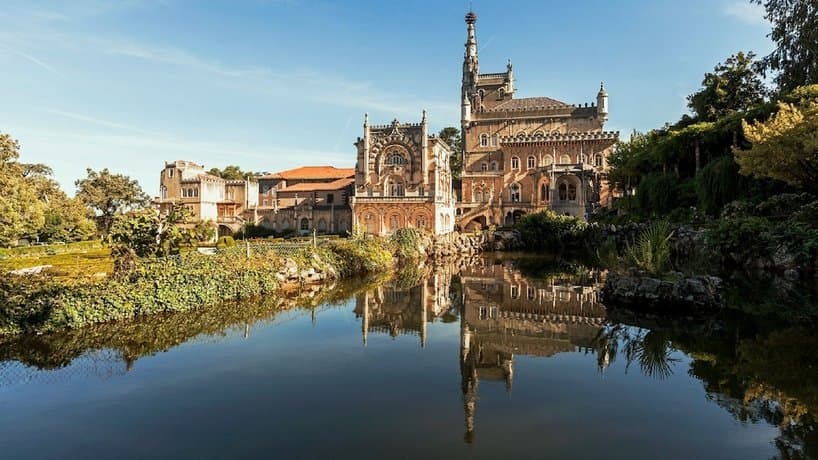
[[0, 133, 45, 246], [208, 165, 256, 180], [39, 196, 97, 243], [108, 205, 210, 274], [737, 100, 818, 193], [688, 51, 766, 121], [438, 127, 463, 178], [752, 0, 818, 93], [75, 168, 149, 235]]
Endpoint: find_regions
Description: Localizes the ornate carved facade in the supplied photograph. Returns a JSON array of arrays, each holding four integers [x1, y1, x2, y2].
[[457, 11, 619, 230], [351, 112, 456, 235]]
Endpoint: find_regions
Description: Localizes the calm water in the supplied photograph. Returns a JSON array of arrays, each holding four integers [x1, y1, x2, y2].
[[0, 255, 815, 459]]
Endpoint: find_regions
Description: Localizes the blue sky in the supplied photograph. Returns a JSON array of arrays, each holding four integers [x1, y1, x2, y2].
[[1, 0, 773, 196]]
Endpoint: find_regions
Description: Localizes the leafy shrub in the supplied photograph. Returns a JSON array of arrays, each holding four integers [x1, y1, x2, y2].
[[390, 228, 424, 259], [216, 236, 236, 248], [624, 220, 674, 274], [325, 237, 393, 276], [514, 210, 592, 253], [695, 155, 746, 215]]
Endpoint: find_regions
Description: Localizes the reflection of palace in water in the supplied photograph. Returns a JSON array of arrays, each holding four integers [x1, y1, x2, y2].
[[353, 265, 456, 347], [458, 258, 607, 443]]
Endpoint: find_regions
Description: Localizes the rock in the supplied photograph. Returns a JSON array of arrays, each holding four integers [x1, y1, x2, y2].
[[9, 265, 52, 276], [602, 273, 723, 311]]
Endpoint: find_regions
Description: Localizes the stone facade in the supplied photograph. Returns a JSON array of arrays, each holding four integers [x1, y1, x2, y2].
[[156, 160, 259, 235], [256, 166, 354, 235], [457, 11, 619, 230], [351, 112, 457, 236]]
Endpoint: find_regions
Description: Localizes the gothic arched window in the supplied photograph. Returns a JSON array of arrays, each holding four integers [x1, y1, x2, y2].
[[511, 156, 520, 170], [481, 162, 488, 172], [594, 154, 604, 167], [544, 155, 553, 166], [300, 218, 310, 231], [490, 161, 498, 171], [527, 156, 536, 169], [540, 183, 549, 201], [480, 134, 489, 147], [559, 154, 571, 164]]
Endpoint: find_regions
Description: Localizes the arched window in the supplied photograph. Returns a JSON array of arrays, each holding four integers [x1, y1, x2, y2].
[[364, 213, 376, 234], [517, 131, 526, 137], [511, 285, 519, 299], [481, 162, 488, 172], [527, 156, 536, 169], [480, 134, 489, 147], [510, 183, 521, 202], [386, 151, 406, 166], [416, 215, 427, 229], [490, 161, 498, 171], [568, 183, 577, 201], [498, 88, 505, 99], [491, 134, 499, 146], [317, 219, 327, 232], [540, 183, 549, 201], [511, 156, 520, 170], [594, 154, 604, 167], [389, 215, 400, 231], [193, 188, 198, 198], [559, 154, 571, 164], [544, 155, 553, 166], [559, 183, 568, 201], [478, 89, 485, 99], [533, 130, 545, 137], [300, 218, 310, 231]]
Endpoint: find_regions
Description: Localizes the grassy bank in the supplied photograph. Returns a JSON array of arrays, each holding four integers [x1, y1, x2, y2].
[[0, 237, 394, 336]]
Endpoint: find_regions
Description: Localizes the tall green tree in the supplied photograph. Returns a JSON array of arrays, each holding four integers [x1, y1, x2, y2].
[[737, 99, 818, 193], [438, 127, 463, 178], [752, 0, 818, 93], [75, 168, 149, 235], [208, 165, 257, 180], [687, 51, 766, 121], [0, 133, 46, 246]]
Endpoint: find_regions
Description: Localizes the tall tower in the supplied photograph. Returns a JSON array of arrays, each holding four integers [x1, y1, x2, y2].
[[461, 11, 479, 128]]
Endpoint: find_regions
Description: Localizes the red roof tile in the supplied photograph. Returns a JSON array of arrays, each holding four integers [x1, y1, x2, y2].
[[278, 177, 354, 192], [490, 96, 568, 111], [264, 166, 354, 180]]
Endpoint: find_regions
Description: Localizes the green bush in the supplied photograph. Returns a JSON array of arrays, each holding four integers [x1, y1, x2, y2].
[[0, 248, 285, 335], [216, 236, 236, 248], [695, 155, 746, 216], [390, 228, 424, 259], [514, 210, 593, 253], [624, 220, 674, 275], [325, 237, 393, 276]]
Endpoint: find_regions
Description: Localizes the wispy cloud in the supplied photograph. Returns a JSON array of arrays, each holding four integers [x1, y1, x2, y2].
[[42, 108, 149, 133], [0, 44, 59, 74], [724, 2, 767, 25], [102, 39, 457, 118]]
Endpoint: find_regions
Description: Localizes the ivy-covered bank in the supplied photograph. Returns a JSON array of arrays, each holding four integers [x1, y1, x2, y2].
[[0, 237, 395, 336]]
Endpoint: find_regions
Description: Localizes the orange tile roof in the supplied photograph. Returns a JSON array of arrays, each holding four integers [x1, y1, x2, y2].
[[263, 165, 354, 180], [278, 177, 354, 192]]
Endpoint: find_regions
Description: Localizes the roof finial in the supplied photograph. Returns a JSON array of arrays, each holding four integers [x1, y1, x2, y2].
[[422, 109, 427, 122], [507, 59, 513, 71], [364, 112, 369, 127]]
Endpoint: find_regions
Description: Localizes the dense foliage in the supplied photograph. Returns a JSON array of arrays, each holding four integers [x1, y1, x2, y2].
[[752, 0, 818, 93], [0, 133, 96, 246], [514, 211, 595, 253], [438, 127, 463, 178], [207, 165, 259, 181], [738, 99, 818, 193], [75, 168, 149, 235]]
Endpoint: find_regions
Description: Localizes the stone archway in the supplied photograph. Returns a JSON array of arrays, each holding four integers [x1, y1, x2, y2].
[[217, 225, 233, 237]]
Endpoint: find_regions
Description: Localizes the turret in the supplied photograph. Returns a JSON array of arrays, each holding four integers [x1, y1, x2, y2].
[[597, 82, 609, 121], [506, 60, 514, 96], [461, 11, 479, 128]]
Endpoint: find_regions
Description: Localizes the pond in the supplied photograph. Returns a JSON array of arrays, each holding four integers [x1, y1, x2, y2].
[[0, 254, 815, 459]]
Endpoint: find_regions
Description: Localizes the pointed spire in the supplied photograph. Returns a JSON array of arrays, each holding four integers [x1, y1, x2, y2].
[[363, 112, 369, 127], [422, 109, 427, 123]]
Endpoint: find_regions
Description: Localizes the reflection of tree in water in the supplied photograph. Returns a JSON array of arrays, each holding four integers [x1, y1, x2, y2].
[[594, 325, 680, 379], [0, 276, 382, 382], [608, 308, 818, 460]]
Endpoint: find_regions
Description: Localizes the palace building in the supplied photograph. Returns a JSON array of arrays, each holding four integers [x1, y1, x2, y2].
[[457, 11, 618, 230], [351, 112, 457, 236], [157, 160, 259, 236], [256, 166, 354, 235]]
